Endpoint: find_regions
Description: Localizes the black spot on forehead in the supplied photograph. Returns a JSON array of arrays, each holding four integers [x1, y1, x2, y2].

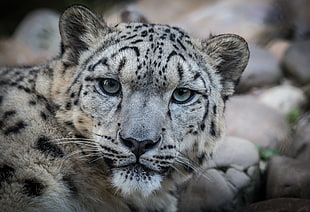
[[119, 46, 140, 57], [117, 23, 190, 43]]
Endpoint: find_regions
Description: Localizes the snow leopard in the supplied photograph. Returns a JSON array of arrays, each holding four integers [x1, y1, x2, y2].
[[0, 5, 249, 212]]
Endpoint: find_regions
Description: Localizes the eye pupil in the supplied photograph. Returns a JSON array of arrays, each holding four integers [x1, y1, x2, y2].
[[172, 88, 194, 103], [99, 78, 121, 95], [177, 89, 187, 96]]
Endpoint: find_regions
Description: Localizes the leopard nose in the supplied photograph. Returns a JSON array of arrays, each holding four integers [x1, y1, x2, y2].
[[120, 136, 160, 158]]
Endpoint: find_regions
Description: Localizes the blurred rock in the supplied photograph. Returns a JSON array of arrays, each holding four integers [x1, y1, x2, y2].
[[178, 136, 261, 212], [120, 7, 149, 23], [287, 113, 310, 161], [282, 40, 310, 85], [178, 169, 235, 212], [258, 84, 307, 115], [237, 44, 282, 93], [128, 0, 213, 25], [267, 39, 291, 60], [210, 136, 259, 170], [130, 0, 273, 42], [303, 84, 310, 109], [233, 198, 310, 212], [13, 9, 61, 62], [225, 95, 290, 149], [0, 38, 45, 66], [260, 0, 310, 43], [266, 156, 310, 199]]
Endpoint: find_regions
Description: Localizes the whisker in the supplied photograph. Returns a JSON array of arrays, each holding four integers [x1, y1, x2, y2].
[[89, 131, 106, 138], [175, 152, 215, 182], [49, 138, 96, 142], [87, 155, 104, 164], [170, 164, 188, 178], [175, 158, 197, 174], [57, 149, 101, 169], [87, 131, 117, 139], [175, 152, 201, 174], [76, 153, 101, 161], [63, 148, 99, 160], [53, 140, 96, 148], [50, 138, 96, 145]]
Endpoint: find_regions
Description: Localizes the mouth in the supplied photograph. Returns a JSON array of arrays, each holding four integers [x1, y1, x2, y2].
[[122, 162, 158, 173], [111, 163, 163, 197], [116, 164, 155, 180], [103, 156, 169, 175], [113, 162, 165, 182]]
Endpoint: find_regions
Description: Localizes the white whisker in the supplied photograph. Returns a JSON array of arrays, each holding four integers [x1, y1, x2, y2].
[[49, 138, 96, 143], [53, 141, 96, 148], [50, 138, 97, 147], [175, 153, 200, 173], [170, 164, 188, 178], [87, 155, 104, 164], [63, 148, 98, 160]]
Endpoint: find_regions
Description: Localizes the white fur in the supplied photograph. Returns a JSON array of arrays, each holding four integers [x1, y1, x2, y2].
[[111, 167, 163, 198]]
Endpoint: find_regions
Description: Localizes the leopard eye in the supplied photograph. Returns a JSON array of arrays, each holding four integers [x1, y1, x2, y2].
[[98, 78, 121, 96], [172, 88, 195, 104]]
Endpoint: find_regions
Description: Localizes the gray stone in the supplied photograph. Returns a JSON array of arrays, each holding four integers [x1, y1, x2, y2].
[[226, 168, 251, 192], [257, 0, 310, 44], [282, 40, 310, 85], [128, 0, 272, 41], [210, 136, 259, 170], [178, 169, 235, 212], [287, 114, 310, 161], [13, 9, 61, 59], [237, 44, 282, 93], [225, 95, 290, 149], [303, 84, 310, 107], [266, 156, 310, 199], [267, 39, 291, 60], [120, 7, 148, 23], [178, 136, 261, 212], [258, 84, 307, 115], [0, 39, 40, 66], [233, 198, 310, 212]]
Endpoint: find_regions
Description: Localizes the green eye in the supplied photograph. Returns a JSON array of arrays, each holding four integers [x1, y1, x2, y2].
[[172, 88, 194, 104], [98, 78, 121, 95]]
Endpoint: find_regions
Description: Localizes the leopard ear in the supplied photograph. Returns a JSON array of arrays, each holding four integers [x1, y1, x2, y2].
[[59, 5, 109, 65], [201, 34, 249, 98]]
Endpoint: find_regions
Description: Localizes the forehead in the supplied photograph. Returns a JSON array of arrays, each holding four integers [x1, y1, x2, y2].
[[116, 23, 191, 42], [83, 23, 204, 89], [84, 23, 198, 66], [101, 23, 197, 60]]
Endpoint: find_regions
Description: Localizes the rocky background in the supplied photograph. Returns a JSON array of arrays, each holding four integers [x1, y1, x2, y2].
[[1, 0, 310, 211]]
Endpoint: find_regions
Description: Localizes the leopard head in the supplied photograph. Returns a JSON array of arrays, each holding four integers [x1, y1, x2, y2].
[[51, 5, 249, 198]]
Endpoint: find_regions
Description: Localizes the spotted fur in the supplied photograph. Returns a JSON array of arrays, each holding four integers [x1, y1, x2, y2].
[[0, 5, 249, 212]]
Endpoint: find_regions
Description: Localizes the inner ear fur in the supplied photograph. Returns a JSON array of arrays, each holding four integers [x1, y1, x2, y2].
[[202, 34, 250, 98], [59, 5, 109, 64]]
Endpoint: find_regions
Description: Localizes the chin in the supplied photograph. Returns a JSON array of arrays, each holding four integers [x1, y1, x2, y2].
[[111, 165, 163, 198]]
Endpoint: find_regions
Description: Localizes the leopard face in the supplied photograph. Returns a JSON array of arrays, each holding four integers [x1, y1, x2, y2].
[[52, 6, 249, 198]]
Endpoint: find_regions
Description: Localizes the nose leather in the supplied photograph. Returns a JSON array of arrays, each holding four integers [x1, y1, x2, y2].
[[120, 136, 160, 158]]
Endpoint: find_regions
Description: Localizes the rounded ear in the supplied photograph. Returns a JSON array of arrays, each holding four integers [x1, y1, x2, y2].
[[201, 34, 250, 98], [59, 5, 109, 65]]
